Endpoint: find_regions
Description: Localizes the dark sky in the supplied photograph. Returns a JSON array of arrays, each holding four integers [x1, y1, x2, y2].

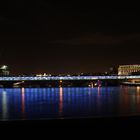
[[0, 1, 140, 74]]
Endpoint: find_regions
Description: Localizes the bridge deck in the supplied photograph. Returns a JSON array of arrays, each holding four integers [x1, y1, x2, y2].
[[0, 76, 140, 81]]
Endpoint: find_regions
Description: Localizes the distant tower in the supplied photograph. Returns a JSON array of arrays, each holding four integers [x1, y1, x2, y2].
[[0, 65, 10, 76]]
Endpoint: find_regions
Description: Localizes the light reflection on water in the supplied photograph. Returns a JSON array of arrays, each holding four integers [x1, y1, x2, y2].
[[2, 91, 8, 119], [0, 86, 140, 121], [21, 88, 25, 118], [59, 87, 63, 115]]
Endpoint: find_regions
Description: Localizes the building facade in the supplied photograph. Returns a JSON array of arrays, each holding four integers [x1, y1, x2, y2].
[[118, 65, 140, 75]]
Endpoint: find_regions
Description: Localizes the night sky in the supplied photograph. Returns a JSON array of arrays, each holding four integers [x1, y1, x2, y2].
[[0, 2, 140, 74]]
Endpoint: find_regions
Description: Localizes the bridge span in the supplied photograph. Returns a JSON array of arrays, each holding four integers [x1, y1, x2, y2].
[[0, 75, 140, 81]]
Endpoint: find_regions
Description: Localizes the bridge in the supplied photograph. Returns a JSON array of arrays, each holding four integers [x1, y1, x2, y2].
[[0, 75, 140, 81]]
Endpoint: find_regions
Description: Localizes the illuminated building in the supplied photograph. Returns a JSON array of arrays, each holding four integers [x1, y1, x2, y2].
[[0, 65, 10, 76], [118, 65, 140, 75]]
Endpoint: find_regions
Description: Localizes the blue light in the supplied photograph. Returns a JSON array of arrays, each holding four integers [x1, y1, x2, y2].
[[0, 75, 140, 81]]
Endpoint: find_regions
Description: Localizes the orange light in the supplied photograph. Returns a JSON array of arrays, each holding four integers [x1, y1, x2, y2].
[[21, 88, 25, 117], [59, 87, 63, 115]]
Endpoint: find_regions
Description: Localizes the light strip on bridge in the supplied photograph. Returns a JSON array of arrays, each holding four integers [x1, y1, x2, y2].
[[0, 75, 140, 81]]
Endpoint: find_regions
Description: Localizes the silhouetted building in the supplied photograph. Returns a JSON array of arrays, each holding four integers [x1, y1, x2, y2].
[[109, 66, 118, 75], [0, 65, 10, 76], [118, 65, 140, 75]]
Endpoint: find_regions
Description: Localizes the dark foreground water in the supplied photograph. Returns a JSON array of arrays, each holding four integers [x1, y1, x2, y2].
[[0, 86, 140, 121]]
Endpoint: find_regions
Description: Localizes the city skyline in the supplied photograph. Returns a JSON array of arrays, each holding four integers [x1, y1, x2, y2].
[[0, 2, 140, 74]]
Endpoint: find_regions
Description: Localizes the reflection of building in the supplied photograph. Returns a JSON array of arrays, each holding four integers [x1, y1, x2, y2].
[[118, 65, 140, 76], [0, 65, 10, 76]]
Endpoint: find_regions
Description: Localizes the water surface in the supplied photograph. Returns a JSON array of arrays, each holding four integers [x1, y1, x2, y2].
[[0, 86, 140, 121]]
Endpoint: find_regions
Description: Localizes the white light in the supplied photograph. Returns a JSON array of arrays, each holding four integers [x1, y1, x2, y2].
[[1, 65, 8, 70]]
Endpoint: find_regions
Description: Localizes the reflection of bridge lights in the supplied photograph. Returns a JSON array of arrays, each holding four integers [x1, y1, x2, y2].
[[2, 91, 8, 120], [21, 88, 25, 118], [98, 87, 100, 96], [59, 87, 63, 115], [137, 86, 140, 94]]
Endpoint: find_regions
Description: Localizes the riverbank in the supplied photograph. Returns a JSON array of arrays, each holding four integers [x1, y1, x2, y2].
[[121, 82, 140, 86]]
